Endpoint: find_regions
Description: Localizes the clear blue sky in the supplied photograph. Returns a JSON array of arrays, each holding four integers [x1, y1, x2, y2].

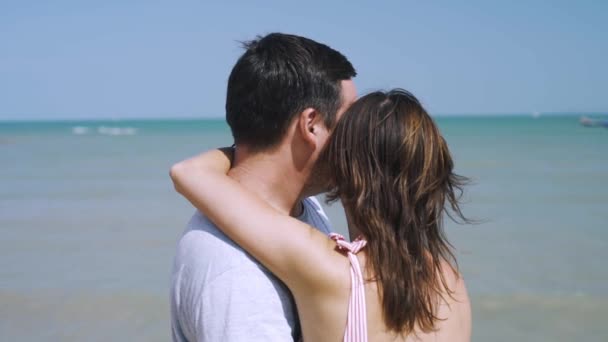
[[1, 0, 606, 120]]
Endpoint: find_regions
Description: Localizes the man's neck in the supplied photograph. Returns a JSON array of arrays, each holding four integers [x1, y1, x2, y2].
[[228, 146, 307, 217]]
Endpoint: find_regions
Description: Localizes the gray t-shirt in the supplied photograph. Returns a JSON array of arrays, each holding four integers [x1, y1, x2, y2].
[[170, 196, 332, 342]]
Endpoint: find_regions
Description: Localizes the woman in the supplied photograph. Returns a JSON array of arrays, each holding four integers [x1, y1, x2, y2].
[[170, 89, 471, 341]]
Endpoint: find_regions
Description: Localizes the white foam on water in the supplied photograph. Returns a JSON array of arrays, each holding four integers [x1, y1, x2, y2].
[[97, 126, 138, 136], [72, 126, 90, 135]]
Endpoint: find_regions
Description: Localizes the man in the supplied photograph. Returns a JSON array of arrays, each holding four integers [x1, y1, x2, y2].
[[170, 33, 357, 341]]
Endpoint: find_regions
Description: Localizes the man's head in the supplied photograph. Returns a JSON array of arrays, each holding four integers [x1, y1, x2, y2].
[[226, 33, 357, 152]]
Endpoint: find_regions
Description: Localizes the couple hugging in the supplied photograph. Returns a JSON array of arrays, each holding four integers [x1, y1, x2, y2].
[[170, 33, 471, 342]]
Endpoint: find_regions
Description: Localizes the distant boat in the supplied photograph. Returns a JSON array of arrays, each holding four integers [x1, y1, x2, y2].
[[580, 116, 608, 128]]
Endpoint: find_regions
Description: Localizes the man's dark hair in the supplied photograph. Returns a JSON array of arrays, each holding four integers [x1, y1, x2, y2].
[[226, 33, 356, 150]]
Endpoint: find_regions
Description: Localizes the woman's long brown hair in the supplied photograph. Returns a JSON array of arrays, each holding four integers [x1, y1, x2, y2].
[[325, 89, 468, 334]]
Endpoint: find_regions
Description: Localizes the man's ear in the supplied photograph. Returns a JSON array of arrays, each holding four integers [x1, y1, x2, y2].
[[297, 107, 321, 147]]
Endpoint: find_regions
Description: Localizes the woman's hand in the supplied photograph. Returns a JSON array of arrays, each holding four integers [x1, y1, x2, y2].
[[170, 147, 233, 194]]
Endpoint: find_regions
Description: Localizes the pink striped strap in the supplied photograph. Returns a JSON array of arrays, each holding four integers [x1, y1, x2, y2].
[[330, 233, 368, 342]]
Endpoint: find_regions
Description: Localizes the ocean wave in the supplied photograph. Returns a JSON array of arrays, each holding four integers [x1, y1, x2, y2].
[[97, 126, 137, 136], [71, 126, 138, 136], [72, 126, 90, 135]]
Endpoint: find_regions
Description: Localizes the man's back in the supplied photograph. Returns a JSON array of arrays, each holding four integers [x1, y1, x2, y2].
[[171, 197, 331, 342]]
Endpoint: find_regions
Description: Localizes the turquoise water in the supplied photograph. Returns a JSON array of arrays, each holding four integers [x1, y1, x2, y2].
[[1, 116, 607, 341]]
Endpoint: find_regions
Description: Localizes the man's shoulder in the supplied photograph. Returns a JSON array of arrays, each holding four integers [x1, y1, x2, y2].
[[173, 211, 259, 277], [179, 210, 242, 253], [171, 212, 298, 342], [173, 198, 334, 278]]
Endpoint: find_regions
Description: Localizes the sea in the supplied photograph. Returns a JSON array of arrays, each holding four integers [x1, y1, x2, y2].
[[1, 115, 607, 341]]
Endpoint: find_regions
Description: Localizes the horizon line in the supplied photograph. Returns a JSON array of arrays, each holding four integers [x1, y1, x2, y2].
[[0, 111, 607, 123]]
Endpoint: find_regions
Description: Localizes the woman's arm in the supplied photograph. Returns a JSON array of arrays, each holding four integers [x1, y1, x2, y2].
[[169, 149, 339, 291]]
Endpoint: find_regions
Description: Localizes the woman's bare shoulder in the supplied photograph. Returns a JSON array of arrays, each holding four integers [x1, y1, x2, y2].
[[433, 260, 472, 341]]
